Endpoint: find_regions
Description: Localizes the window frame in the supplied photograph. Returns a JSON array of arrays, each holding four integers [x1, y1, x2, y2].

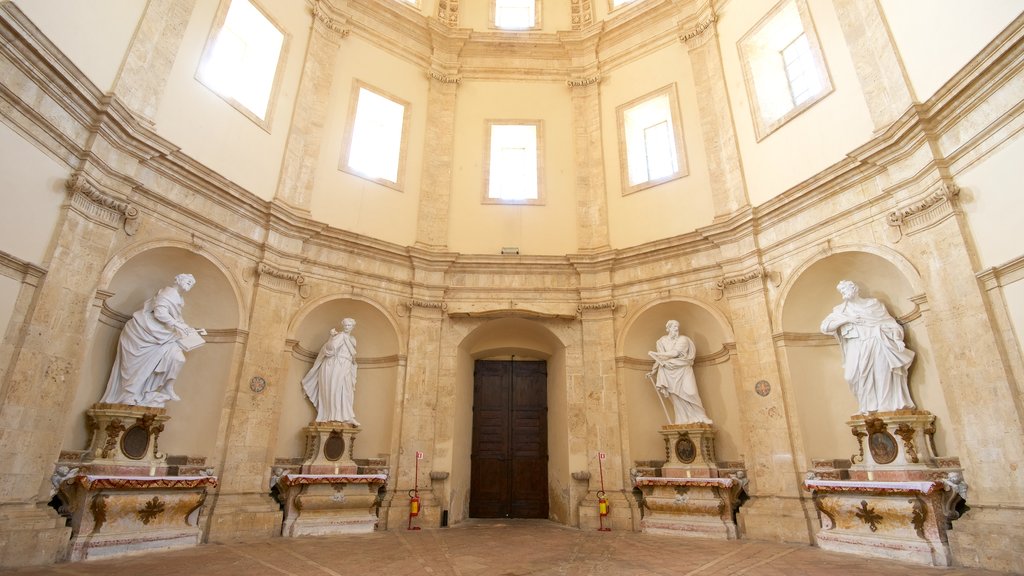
[[195, 0, 289, 131], [490, 0, 543, 31], [737, 0, 832, 141], [339, 80, 413, 192], [608, 0, 639, 11], [482, 119, 546, 205], [615, 84, 689, 196]]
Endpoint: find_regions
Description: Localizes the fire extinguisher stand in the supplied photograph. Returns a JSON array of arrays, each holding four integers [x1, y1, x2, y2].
[[597, 451, 611, 531], [408, 450, 422, 530]]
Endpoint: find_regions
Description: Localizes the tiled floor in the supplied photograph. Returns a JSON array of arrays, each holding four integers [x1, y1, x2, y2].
[[1, 520, 1007, 575]]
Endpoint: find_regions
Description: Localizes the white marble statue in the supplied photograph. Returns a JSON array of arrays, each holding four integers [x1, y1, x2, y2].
[[646, 320, 712, 425], [301, 318, 359, 425], [820, 280, 915, 414], [100, 273, 205, 408]]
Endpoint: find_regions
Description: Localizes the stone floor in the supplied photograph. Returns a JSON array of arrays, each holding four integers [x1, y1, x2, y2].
[[1, 520, 1007, 575]]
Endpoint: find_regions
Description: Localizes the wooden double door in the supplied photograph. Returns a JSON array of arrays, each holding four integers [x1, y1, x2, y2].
[[469, 360, 549, 518]]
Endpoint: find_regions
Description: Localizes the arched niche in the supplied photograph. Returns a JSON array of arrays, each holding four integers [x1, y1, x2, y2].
[[276, 298, 400, 462], [72, 246, 240, 459], [779, 249, 956, 465], [620, 300, 741, 467], [449, 317, 572, 526]]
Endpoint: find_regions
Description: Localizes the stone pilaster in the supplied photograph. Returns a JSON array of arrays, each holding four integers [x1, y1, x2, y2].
[[564, 29, 609, 253], [111, 0, 196, 122], [680, 4, 749, 220], [577, 303, 634, 530], [832, 0, 915, 131], [414, 24, 468, 250], [274, 1, 348, 213], [720, 269, 815, 544], [0, 175, 131, 567], [205, 259, 308, 541]]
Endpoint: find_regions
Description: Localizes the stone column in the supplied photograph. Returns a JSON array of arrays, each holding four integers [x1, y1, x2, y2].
[[719, 267, 815, 544], [414, 22, 468, 250], [562, 30, 610, 252], [0, 175, 133, 567], [832, 0, 915, 131], [889, 183, 1024, 573], [112, 0, 196, 122], [274, 1, 348, 213], [205, 257, 309, 541], [679, 5, 749, 220]]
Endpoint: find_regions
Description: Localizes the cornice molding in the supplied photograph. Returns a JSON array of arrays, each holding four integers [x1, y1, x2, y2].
[[0, 249, 47, 283], [311, 0, 350, 37]]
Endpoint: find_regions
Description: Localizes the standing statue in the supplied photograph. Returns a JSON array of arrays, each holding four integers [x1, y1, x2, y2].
[[100, 273, 205, 408], [646, 320, 712, 425], [820, 280, 915, 414], [302, 318, 360, 425]]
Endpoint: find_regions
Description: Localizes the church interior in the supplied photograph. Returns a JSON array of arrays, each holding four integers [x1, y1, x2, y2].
[[0, 0, 1022, 571]]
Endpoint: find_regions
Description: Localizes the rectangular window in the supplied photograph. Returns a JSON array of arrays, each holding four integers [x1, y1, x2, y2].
[[492, 0, 541, 30], [738, 0, 832, 140], [197, 0, 287, 129], [485, 121, 544, 204], [616, 85, 687, 195], [610, 0, 637, 9], [340, 82, 411, 191]]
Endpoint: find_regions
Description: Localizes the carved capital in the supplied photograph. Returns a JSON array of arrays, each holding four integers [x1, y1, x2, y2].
[[566, 74, 601, 88], [66, 173, 140, 235]]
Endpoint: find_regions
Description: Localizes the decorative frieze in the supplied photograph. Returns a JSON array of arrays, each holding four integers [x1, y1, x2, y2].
[[408, 299, 448, 310], [576, 300, 615, 315], [679, 9, 718, 50], [428, 69, 462, 84], [255, 262, 310, 298], [886, 184, 960, 242], [438, 0, 459, 27], [66, 173, 140, 235], [311, 0, 350, 38], [570, 0, 593, 31]]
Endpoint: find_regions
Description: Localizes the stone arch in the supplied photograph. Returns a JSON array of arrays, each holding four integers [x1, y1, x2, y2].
[[618, 297, 742, 473], [445, 316, 577, 527], [775, 245, 954, 467], [73, 242, 242, 461], [276, 295, 403, 463]]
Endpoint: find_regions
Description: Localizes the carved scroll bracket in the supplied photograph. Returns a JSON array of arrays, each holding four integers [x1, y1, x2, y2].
[[427, 68, 462, 84], [399, 299, 448, 317], [713, 266, 781, 300], [886, 183, 960, 243], [253, 262, 310, 298], [566, 74, 601, 88], [66, 173, 140, 235], [311, 0, 350, 39], [679, 3, 718, 50]]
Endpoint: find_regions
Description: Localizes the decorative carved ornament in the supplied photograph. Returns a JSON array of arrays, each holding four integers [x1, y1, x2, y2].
[[886, 184, 960, 242], [854, 499, 882, 532], [438, 0, 459, 27], [576, 300, 615, 315], [311, 0, 349, 37], [680, 12, 718, 48], [895, 423, 919, 464], [255, 262, 310, 298], [137, 496, 166, 525], [714, 266, 780, 300], [428, 69, 462, 84], [90, 494, 108, 533], [566, 74, 601, 88], [66, 173, 140, 235], [406, 299, 448, 311], [910, 496, 927, 538], [570, 0, 593, 31], [851, 427, 867, 464], [865, 417, 898, 465], [101, 418, 125, 459]]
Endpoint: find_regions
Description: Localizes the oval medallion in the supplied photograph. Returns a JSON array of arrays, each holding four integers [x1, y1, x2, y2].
[[324, 431, 346, 461], [868, 431, 899, 465], [675, 436, 696, 464], [754, 380, 771, 397], [120, 425, 149, 460]]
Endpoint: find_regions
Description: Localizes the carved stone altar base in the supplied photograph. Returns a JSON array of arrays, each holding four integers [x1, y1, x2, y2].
[[83, 404, 170, 473], [276, 474, 387, 536], [805, 410, 966, 566], [636, 476, 745, 539], [57, 474, 216, 561], [301, 422, 360, 474]]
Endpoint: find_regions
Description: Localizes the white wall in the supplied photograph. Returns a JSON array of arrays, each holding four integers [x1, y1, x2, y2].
[[881, 0, 1024, 102], [13, 0, 143, 92]]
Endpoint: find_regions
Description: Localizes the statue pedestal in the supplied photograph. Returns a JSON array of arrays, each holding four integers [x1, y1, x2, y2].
[[58, 474, 216, 561], [634, 425, 748, 538], [82, 404, 170, 473], [301, 422, 360, 475], [276, 474, 387, 536], [804, 410, 966, 567], [659, 423, 717, 477]]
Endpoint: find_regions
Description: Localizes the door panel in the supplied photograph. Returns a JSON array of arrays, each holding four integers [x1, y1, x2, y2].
[[470, 360, 548, 519]]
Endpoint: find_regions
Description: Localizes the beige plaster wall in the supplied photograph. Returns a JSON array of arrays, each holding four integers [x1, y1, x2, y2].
[[154, 0, 310, 201], [959, 135, 1024, 269], [448, 81, 577, 256], [880, 0, 1024, 102], [12, 0, 143, 92], [717, 0, 875, 206], [0, 122, 67, 265], [0, 277, 18, 348], [601, 43, 716, 248], [311, 35, 427, 247]]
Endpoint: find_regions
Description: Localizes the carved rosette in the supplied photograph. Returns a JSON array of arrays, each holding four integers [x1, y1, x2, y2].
[[570, 0, 593, 31], [438, 0, 459, 27], [66, 173, 140, 235]]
